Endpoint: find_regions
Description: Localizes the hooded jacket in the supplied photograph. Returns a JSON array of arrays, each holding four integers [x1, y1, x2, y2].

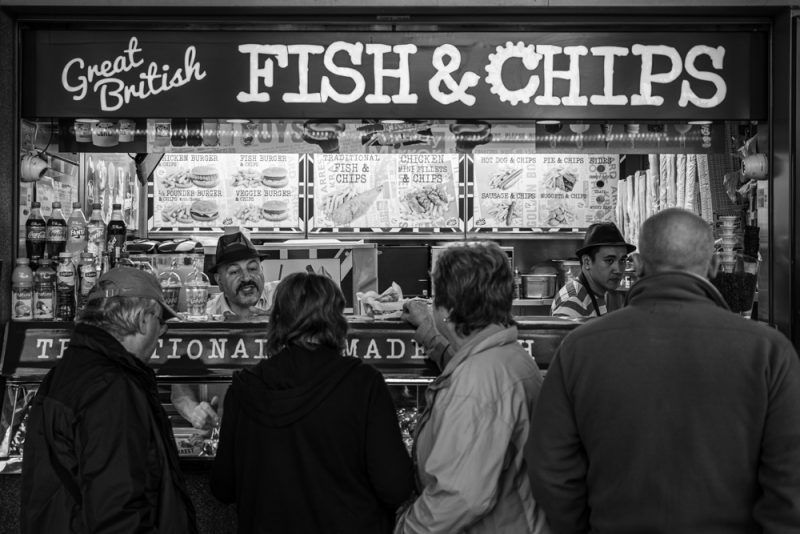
[[531, 271, 800, 534], [20, 324, 197, 534], [395, 324, 548, 534], [210, 345, 414, 534]]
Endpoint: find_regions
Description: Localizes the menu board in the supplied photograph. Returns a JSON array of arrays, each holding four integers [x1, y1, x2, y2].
[[470, 153, 619, 231], [310, 154, 463, 233], [149, 153, 302, 233]]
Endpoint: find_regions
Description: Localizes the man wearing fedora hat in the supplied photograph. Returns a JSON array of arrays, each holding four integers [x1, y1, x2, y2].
[[173, 230, 281, 432], [551, 222, 636, 318], [205, 230, 279, 318]]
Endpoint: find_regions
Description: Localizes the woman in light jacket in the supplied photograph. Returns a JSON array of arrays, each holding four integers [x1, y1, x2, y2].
[[395, 241, 549, 534]]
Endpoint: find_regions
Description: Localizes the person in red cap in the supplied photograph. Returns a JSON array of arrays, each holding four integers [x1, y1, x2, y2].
[[551, 222, 636, 318], [21, 267, 197, 534]]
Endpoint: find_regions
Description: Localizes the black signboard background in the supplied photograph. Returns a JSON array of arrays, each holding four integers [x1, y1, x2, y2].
[[23, 30, 767, 120]]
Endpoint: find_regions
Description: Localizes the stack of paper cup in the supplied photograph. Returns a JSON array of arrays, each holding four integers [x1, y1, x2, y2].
[[717, 215, 739, 272]]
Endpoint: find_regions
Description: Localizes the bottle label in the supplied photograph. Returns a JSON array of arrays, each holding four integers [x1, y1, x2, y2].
[[33, 282, 54, 319], [69, 225, 87, 240], [47, 227, 67, 241], [11, 285, 33, 320], [80, 269, 97, 296], [27, 229, 46, 240]]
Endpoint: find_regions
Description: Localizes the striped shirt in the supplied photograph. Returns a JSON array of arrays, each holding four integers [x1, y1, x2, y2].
[[551, 277, 626, 318]]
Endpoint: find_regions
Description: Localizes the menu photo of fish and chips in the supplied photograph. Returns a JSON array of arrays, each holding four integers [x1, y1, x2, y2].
[[309, 153, 462, 232], [470, 153, 620, 231], [150, 153, 302, 232]]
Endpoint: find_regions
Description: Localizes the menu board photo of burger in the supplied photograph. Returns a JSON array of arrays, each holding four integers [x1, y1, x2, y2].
[[150, 153, 302, 233], [469, 153, 619, 232], [310, 153, 463, 233]]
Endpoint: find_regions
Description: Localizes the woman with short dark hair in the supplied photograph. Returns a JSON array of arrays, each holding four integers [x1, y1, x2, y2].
[[211, 272, 414, 533], [396, 241, 548, 534]]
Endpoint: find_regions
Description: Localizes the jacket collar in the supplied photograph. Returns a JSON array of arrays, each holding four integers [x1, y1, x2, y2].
[[626, 270, 730, 311], [70, 323, 154, 377], [435, 323, 518, 385]]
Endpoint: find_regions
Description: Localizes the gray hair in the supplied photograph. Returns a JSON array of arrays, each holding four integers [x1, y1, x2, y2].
[[638, 208, 715, 275], [77, 296, 162, 339]]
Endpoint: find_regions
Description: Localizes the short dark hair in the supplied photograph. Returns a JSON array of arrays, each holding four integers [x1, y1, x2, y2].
[[267, 272, 348, 355], [432, 241, 515, 337]]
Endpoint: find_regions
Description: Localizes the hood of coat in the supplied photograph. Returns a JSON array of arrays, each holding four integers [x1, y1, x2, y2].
[[232, 345, 361, 428], [626, 270, 730, 311]]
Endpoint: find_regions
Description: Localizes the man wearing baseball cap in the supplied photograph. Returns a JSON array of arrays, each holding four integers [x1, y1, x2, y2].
[[551, 222, 636, 318], [21, 267, 197, 533], [205, 230, 278, 319]]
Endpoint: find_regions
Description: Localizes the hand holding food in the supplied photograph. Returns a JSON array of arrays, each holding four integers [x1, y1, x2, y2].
[[401, 298, 432, 328], [357, 282, 404, 319]]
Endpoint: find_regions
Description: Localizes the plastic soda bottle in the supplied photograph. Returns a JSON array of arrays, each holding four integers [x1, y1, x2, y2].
[[33, 258, 56, 320], [77, 252, 98, 312], [11, 257, 34, 321], [46, 202, 67, 260], [86, 202, 106, 259], [55, 252, 76, 321], [106, 203, 126, 268], [66, 201, 88, 261], [25, 201, 47, 265]]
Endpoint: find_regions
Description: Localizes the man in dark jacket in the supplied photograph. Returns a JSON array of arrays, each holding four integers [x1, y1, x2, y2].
[[21, 267, 197, 534], [530, 208, 800, 533]]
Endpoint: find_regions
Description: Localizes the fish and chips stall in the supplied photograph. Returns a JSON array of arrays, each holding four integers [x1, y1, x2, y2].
[[0, 1, 794, 530]]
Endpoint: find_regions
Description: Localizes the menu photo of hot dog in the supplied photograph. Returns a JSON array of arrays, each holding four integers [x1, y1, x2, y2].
[[151, 153, 301, 231], [470, 153, 620, 230], [311, 153, 461, 231]]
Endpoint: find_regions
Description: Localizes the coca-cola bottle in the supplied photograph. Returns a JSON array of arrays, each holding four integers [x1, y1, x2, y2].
[[106, 203, 127, 268], [25, 201, 47, 266], [46, 202, 67, 260]]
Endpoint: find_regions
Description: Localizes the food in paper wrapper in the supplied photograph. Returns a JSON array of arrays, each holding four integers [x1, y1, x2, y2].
[[546, 205, 577, 226], [161, 203, 194, 224], [544, 167, 578, 192], [488, 199, 521, 225], [404, 185, 449, 217], [489, 168, 523, 190], [322, 183, 384, 225], [357, 282, 404, 319], [161, 170, 193, 189], [231, 168, 262, 188]]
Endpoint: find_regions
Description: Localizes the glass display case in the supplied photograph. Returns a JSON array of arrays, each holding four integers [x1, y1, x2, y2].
[[0, 317, 577, 472]]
